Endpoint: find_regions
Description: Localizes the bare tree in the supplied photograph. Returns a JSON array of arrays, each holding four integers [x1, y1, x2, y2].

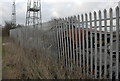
[[2, 21, 15, 37]]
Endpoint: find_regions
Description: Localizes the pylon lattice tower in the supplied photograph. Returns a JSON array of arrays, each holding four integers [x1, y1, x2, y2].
[[12, 0, 16, 28], [26, 0, 42, 28]]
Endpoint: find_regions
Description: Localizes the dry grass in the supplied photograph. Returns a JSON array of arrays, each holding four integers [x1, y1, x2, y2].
[[2, 37, 90, 79]]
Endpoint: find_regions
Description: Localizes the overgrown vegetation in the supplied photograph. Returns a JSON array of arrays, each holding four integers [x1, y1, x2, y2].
[[2, 37, 90, 79], [2, 21, 90, 79]]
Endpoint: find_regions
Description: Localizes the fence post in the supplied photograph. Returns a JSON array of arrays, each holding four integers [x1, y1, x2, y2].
[[118, 1, 120, 8], [116, 6, 119, 79], [118, 1, 120, 15]]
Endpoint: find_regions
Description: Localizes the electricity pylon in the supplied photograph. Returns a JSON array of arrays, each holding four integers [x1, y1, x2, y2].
[[26, 0, 42, 28], [12, 0, 16, 28]]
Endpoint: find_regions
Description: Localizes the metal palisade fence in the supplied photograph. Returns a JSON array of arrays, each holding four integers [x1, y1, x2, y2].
[[10, 7, 120, 79]]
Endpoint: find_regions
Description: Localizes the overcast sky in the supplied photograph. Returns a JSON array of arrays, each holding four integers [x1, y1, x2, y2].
[[0, 0, 119, 26]]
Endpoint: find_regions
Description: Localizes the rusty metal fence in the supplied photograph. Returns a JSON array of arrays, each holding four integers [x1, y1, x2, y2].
[[10, 7, 120, 79]]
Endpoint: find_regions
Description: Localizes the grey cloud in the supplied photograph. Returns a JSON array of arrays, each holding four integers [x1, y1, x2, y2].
[[1, 1, 119, 25], [1, 2, 12, 24]]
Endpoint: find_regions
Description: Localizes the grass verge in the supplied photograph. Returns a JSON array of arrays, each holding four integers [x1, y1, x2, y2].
[[2, 37, 90, 79]]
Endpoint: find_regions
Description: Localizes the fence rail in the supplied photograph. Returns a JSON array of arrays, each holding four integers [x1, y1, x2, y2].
[[10, 7, 120, 79]]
